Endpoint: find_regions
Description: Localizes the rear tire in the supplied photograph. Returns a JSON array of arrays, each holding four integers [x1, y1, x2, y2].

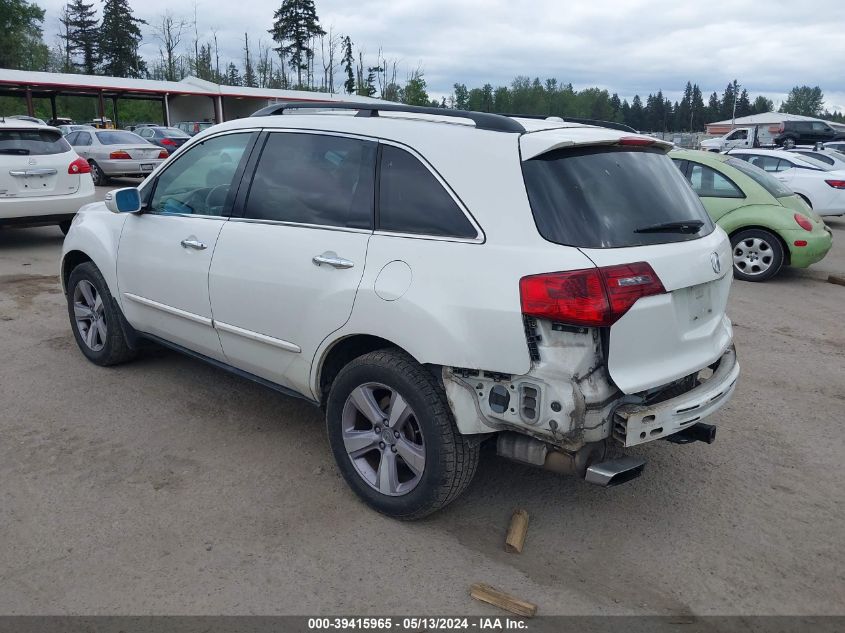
[[67, 261, 136, 366], [730, 228, 785, 282], [326, 349, 479, 520], [89, 161, 109, 186]]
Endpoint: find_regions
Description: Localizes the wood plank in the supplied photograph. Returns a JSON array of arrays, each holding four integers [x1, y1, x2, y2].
[[470, 582, 537, 617], [504, 509, 530, 554]]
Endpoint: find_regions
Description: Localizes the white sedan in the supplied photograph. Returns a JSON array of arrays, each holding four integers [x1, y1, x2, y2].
[[0, 119, 95, 234], [730, 149, 845, 217]]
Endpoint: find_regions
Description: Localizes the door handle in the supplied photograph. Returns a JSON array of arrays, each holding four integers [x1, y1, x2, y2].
[[180, 238, 207, 250], [312, 252, 354, 269]]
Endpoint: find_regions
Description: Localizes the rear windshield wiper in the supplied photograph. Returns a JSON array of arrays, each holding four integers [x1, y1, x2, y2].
[[0, 148, 30, 155], [634, 220, 704, 234]]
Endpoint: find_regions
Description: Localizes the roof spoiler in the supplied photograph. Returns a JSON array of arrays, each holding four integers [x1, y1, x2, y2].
[[503, 113, 637, 133], [251, 101, 526, 133]]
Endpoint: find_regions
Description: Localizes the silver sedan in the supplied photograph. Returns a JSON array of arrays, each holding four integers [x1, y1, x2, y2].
[[65, 129, 167, 185]]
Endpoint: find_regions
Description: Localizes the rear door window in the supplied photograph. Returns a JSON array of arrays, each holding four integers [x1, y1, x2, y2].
[[521, 147, 713, 248], [687, 164, 744, 198], [97, 131, 145, 145], [377, 145, 478, 239], [243, 132, 376, 230], [0, 129, 71, 155]]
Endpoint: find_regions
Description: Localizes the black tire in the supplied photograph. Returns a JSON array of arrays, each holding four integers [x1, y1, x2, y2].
[[326, 349, 479, 520], [89, 161, 109, 186], [66, 261, 136, 366], [59, 220, 72, 235], [730, 228, 785, 282]]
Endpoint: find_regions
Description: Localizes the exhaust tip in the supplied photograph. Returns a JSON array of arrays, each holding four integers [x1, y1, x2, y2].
[[585, 456, 646, 487]]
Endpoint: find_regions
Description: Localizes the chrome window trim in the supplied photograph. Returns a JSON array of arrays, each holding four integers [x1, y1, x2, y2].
[[227, 216, 372, 235]]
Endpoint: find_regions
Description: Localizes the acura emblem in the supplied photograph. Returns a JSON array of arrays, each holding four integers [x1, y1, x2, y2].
[[710, 252, 721, 274]]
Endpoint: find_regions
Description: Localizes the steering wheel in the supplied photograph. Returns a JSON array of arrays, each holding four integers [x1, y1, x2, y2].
[[204, 184, 230, 215]]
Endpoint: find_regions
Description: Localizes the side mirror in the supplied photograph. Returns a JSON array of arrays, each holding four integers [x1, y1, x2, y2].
[[105, 187, 142, 214]]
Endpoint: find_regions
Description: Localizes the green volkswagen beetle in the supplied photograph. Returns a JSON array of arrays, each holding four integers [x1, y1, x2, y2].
[[671, 149, 833, 282]]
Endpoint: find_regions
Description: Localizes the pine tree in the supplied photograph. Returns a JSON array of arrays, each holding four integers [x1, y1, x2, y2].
[[707, 91, 721, 123], [270, 0, 326, 88], [690, 84, 705, 131], [60, 0, 99, 74], [0, 0, 50, 71], [225, 62, 241, 86], [720, 80, 739, 120], [99, 0, 146, 78], [630, 95, 644, 131], [341, 35, 354, 94]]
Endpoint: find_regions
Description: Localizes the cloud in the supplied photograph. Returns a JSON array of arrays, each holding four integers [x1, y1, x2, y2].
[[38, 0, 845, 110]]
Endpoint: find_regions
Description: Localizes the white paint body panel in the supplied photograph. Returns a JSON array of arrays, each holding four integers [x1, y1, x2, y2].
[[208, 220, 370, 394], [116, 214, 226, 361]]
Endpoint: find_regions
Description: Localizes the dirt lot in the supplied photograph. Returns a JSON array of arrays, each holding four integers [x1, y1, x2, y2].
[[0, 195, 843, 616]]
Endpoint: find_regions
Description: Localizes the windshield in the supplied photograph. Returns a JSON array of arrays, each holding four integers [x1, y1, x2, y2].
[[96, 131, 146, 145], [726, 158, 794, 198], [521, 147, 714, 248]]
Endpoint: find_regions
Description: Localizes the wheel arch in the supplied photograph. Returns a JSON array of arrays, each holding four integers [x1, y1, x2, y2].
[[313, 333, 426, 407], [728, 225, 791, 266], [61, 250, 93, 293]]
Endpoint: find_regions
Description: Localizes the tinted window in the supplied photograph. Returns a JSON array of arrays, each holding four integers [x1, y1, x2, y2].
[[96, 131, 145, 145], [795, 151, 834, 165], [75, 132, 92, 146], [378, 145, 477, 238], [0, 129, 70, 155], [160, 127, 189, 137], [149, 133, 253, 216], [522, 147, 713, 248], [65, 132, 79, 145], [741, 154, 780, 172], [244, 133, 376, 229], [688, 164, 744, 198], [726, 157, 794, 198]]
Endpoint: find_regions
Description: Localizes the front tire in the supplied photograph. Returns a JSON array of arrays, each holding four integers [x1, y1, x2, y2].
[[326, 349, 479, 520], [67, 261, 136, 366], [731, 228, 785, 282]]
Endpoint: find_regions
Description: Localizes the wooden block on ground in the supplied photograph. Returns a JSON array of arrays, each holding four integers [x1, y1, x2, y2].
[[505, 509, 530, 553], [828, 274, 845, 287], [470, 582, 537, 617]]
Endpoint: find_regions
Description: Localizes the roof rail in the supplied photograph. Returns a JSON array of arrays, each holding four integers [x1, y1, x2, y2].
[[504, 113, 637, 134], [250, 101, 526, 133]]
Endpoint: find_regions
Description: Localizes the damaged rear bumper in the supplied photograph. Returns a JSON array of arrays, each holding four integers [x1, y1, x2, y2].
[[612, 346, 739, 447]]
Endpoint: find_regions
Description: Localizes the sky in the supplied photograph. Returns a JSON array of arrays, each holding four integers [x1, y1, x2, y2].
[[37, 0, 845, 111]]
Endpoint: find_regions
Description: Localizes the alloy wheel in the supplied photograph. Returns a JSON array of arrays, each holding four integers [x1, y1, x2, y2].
[[73, 279, 107, 351], [341, 382, 426, 496]]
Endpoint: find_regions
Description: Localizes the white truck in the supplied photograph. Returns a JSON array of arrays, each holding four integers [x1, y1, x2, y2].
[[700, 126, 775, 152]]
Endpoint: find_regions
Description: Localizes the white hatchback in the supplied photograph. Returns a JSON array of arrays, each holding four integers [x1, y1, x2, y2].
[[60, 104, 740, 518], [0, 120, 95, 233]]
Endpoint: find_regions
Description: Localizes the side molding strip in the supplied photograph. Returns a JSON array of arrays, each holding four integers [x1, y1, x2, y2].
[[123, 293, 213, 327], [214, 320, 302, 353]]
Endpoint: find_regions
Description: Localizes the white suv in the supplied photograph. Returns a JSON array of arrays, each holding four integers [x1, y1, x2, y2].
[[0, 119, 95, 234], [60, 103, 739, 519]]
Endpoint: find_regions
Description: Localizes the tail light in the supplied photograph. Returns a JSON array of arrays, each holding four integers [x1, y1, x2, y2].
[[520, 262, 666, 328], [109, 150, 131, 159], [161, 138, 176, 146], [158, 149, 169, 158], [794, 213, 813, 231], [825, 179, 845, 189], [68, 157, 91, 174]]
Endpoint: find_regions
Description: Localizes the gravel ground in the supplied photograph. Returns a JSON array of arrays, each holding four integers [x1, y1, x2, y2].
[[0, 196, 843, 616]]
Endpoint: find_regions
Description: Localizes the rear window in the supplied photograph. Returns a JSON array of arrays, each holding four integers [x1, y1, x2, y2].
[[521, 147, 714, 248], [0, 129, 71, 155], [726, 157, 794, 198], [161, 127, 189, 137], [96, 131, 145, 145]]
